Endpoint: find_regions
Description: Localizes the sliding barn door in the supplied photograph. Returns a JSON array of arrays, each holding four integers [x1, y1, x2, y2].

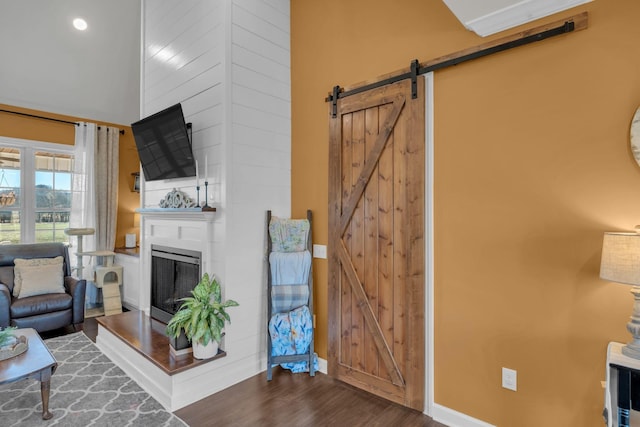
[[328, 78, 425, 410]]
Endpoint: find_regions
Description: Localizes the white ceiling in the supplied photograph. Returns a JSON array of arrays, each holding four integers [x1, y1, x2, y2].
[[442, 0, 593, 36], [0, 0, 141, 126], [0, 1, 591, 127]]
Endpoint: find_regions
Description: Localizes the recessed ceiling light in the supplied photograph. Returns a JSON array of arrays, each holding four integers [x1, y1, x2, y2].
[[73, 18, 88, 31]]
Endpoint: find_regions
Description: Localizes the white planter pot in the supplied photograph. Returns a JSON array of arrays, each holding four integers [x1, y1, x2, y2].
[[192, 339, 219, 359]]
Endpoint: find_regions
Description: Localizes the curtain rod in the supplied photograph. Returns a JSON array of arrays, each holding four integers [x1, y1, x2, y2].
[[0, 109, 125, 135]]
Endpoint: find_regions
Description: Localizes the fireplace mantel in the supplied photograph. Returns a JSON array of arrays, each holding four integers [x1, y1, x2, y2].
[[137, 207, 217, 221]]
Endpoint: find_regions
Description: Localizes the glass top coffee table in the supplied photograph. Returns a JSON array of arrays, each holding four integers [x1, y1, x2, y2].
[[0, 328, 57, 420]]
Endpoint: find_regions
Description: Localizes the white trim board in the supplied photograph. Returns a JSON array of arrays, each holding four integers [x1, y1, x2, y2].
[[442, 0, 592, 37], [425, 72, 435, 417], [317, 357, 328, 374], [432, 404, 497, 427], [423, 73, 494, 427]]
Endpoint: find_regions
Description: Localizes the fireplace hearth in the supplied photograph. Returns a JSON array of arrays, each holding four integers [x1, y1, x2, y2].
[[95, 209, 232, 410]]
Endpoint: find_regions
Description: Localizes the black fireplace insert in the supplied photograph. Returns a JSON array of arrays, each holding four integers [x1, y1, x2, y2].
[[150, 244, 202, 324]]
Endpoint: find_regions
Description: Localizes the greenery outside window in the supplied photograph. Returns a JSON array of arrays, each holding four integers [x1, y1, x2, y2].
[[35, 151, 73, 243]]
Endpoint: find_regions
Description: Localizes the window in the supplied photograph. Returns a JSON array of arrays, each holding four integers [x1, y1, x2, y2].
[[0, 138, 75, 244], [0, 148, 21, 243], [35, 151, 73, 243]]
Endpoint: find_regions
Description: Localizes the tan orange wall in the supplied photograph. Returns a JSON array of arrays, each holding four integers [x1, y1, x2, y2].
[[292, 0, 640, 425], [0, 104, 140, 248]]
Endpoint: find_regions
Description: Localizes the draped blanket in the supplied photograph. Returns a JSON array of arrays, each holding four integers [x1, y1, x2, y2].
[[268, 215, 315, 373], [268, 305, 318, 373], [269, 251, 311, 286], [271, 285, 310, 314], [268, 217, 309, 253], [269, 251, 311, 313]]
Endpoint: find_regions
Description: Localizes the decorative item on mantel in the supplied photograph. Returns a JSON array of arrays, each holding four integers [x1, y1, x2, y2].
[[0, 326, 28, 361], [166, 273, 239, 360], [159, 188, 197, 209], [195, 155, 211, 208]]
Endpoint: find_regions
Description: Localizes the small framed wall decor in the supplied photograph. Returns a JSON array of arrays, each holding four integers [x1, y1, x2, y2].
[[132, 173, 140, 192], [631, 106, 640, 167]]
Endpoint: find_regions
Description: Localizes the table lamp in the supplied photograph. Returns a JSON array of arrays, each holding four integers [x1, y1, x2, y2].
[[600, 231, 640, 359]]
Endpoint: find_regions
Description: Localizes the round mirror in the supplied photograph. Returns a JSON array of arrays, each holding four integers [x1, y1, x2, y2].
[[632, 106, 640, 166]]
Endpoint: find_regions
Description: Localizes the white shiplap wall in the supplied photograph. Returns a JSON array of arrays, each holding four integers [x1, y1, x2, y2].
[[140, 0, 291, 391], [142, 0, 225, 208]]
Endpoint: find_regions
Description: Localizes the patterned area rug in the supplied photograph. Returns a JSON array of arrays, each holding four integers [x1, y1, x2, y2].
[[0, 332, 188, 427]]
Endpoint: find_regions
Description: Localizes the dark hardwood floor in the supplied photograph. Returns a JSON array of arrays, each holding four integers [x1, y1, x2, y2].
[[174, 365, 446, 427], [45, 317, 446, 427]]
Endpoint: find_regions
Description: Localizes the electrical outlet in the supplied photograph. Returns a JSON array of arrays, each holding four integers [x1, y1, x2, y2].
[[502, 367, 517, 391], [313, 244, 327, 259]]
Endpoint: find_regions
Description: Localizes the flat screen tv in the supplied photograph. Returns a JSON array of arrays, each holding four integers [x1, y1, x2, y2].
[[131, 103, 196, 182]]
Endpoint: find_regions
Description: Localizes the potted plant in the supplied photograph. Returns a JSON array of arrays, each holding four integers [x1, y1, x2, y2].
[[0, 326, 28, 362], [166, 273, 239, 359], [0, 326, 17, 348]]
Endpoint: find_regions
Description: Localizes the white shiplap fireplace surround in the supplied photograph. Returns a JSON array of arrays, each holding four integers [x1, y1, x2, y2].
[[137, 210, 218, 317], [96, 209, 238, 411], [95, 0, 292, 412]]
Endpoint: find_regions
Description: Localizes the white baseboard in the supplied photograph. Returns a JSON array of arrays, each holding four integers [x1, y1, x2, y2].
[[121, 301, 138, 311], [431, 403, 495, 427], [318, 356, 328, 374]]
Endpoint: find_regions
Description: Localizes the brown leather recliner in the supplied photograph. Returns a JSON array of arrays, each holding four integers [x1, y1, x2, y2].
[[0, 243, 86, 333]]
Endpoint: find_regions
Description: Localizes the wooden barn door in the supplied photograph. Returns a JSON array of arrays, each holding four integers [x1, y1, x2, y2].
[[328, 78, 425, 410]]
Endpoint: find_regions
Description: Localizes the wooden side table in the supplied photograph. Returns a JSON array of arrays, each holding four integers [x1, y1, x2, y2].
[[0, 328, 57, 420]]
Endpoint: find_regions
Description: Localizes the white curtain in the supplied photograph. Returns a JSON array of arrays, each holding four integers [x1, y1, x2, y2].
[[71, 122, 97, 279], [95, 126, 119, 251]]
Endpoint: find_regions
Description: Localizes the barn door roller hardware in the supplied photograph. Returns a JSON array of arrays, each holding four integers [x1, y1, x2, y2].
[[327, 59, 419, 118], [330, 86, 341, 119], [326, 12, 588, 118], [410, 59, 419, 99]]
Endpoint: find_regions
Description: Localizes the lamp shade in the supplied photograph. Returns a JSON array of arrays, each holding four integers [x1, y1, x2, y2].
[[600, 232, 640, 286]]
